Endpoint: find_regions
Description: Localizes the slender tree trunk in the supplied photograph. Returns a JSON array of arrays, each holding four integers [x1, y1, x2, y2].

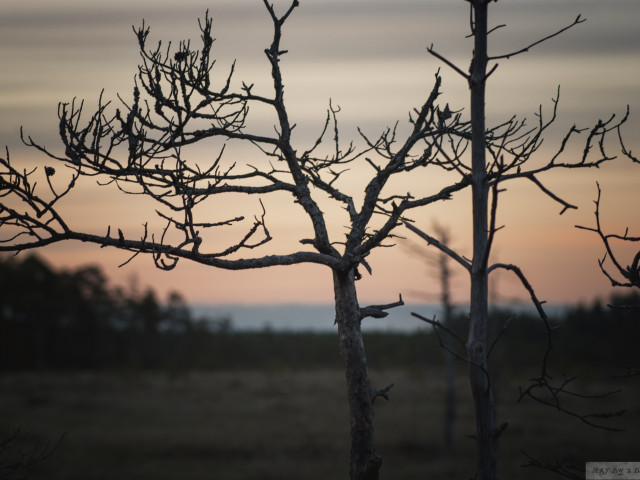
[[439, 248, 456, 450], [468, 2, 498, 479], [443, 341, 456, 448], [333, 267, 381, 480]]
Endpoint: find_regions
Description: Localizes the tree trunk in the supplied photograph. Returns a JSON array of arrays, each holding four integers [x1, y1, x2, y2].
[[433, 225, 456, 450], [333, 267, 381, 480], [468, 1, 498, 479], [443, 336, 456, 449], [440, 251, 456, 450]]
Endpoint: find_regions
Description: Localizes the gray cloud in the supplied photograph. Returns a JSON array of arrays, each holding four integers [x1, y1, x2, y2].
[[1, 0, 638, 145]]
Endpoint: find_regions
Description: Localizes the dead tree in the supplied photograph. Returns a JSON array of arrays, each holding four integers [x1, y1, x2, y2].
[[0, 2, 473, 479], [434, 225, 457, 450], [406, 1, 627, 479], [576, 184, 640, 295], [575, 135, 640, 308], [409, 223, 458, 449]]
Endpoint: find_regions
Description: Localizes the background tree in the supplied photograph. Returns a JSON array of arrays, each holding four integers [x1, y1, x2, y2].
[[0, 2, 474, 479], [431, 225, 457, 451], [406, 223, 459, 450], [405, 1, 627, 479]]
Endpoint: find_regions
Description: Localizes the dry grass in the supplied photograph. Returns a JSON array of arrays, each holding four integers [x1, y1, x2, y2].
[[1, 368, 638, 479]]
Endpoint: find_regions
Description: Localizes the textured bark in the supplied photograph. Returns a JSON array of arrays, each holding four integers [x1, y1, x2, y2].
[[468, 2, 498, 479], [333, 268, 381, 480]]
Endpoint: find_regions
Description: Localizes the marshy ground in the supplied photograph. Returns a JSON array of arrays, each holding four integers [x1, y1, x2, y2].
[[1, 364, 637, 480]]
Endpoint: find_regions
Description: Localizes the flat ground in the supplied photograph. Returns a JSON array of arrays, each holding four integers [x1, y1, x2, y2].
[[1, 367, 637, 479]]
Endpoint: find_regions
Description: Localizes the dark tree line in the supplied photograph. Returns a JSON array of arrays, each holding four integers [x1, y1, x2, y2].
[[0, 254, 210, 370], [2, 252, 638, 375], [0, 254, 432, 371], [469, 292, 640, 378]]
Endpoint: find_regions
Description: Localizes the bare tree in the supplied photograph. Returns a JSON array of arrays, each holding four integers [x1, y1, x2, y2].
[[575, 128, 639, 318], [0, 2, 475, 479], [408, 223, 458, 449], [576, 181, 640, 296], [405, 1, 627, 479], [433, 225, 457, 451]]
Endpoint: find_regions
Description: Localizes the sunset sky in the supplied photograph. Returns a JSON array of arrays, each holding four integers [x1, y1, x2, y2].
[[1, 0, 639, 307]]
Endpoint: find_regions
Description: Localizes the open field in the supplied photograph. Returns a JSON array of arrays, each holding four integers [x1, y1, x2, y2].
[[1, 366, 638, 480]]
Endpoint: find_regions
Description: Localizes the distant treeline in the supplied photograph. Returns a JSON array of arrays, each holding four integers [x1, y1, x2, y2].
[[1, 254, 638, 372], [0, 254, 205, 370], [470, 292, 640, 379]]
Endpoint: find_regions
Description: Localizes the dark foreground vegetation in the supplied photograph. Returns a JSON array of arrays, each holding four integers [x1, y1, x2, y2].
[[1, 368, 637, 480], [1, 255, 639, 479]]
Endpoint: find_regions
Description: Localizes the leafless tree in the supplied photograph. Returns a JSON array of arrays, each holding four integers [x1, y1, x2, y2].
[[433, 225, 457, 451], [407, 223, 458, 449], [575, 128, 640, 383], [0, 2, 475, 479], [405, 1, 627, 479], [576, 154, 640, 299]]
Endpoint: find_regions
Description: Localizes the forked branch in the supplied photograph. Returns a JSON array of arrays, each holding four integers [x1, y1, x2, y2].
[[489, 262, 625, 431], [576, 183, 640, 289]]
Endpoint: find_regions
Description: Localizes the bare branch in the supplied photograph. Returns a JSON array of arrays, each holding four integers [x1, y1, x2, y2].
[[525, 174, 577, 215], [486, 99, 627, 215], [488, 262, 553, 370], [489, 261, 625, 431], [427, 45, 470, 80], [411, 312, 467, 352], [521, 451, 583, 480], [518, 374, 625, 432], [619, 122, 639, 164], [489, 14, 586, 61], [403, 221, 471, 272], [360, 294, 404, 321], [371, 383, 394, 403], [575, 183, 640, 289], [483, 169, 505, 268]]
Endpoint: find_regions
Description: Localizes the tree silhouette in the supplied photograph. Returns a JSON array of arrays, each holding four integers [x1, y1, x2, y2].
[[406, 223, 459, 449], [0, 2, 472, 478], [406, 2, 627, 479], [576, 180, 640, 296]]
